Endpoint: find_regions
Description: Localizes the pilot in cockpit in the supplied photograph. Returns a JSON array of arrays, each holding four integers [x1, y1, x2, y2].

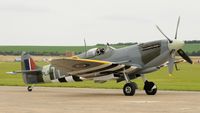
[[96, 48, 105, 55], [78, 43, 115, 59]]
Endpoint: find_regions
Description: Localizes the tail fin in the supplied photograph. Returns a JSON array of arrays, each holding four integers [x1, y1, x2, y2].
[[21, 52, 43, 84], [21, 52, 37, 71]]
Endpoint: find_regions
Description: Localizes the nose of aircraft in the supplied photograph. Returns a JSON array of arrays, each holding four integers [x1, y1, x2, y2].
[[168, 40, 185, 51]]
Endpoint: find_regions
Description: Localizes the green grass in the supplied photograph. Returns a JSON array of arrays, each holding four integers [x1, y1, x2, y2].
[[0, 62, 200, 91]]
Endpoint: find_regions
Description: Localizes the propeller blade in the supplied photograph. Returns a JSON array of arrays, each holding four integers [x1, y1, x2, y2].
[[177, 49, 193, 64], [168, 49, 176, 74], [175, 16, 180, 39], [168, 50, 181, 74], [168, 57, 174, 74], [156, 25, 173, 43]]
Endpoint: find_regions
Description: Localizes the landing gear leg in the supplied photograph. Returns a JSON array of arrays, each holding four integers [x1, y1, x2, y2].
[[27, 85, 34, 92], [123, 69, 137, 96], [141, 75, 157, 95]]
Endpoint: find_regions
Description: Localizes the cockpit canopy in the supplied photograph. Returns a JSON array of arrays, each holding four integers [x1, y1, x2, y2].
[[86, 48, 105, 58], [77, 45, 115, 59]]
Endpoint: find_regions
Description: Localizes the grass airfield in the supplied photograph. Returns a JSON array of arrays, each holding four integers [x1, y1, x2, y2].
[[0, 62, 200, 91]]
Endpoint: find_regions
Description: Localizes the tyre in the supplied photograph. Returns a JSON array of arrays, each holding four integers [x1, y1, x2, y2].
[[144, 81, 157, 95], [27, 86, 33, 92], [123, 82, 137, 96]]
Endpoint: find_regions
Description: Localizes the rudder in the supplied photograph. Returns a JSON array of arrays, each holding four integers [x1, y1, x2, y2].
[[21, 52, 37, 71], [21, 52, 43, 84]]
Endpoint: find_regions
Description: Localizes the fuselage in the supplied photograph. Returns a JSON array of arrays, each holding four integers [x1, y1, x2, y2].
[[19, 39, 185, 84], [78, 40, 169, 73], [78, 39, 184, 75]]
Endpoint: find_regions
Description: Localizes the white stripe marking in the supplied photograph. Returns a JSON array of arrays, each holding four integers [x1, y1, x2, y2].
[[79, 64, 124, 78], [51, 79, 59, 83], [120, 66, 138, 73], [65, 76, 75, 82], [28, 58, 32, 70], [104, 65, 125, 72], [70, 64, 112, 75]]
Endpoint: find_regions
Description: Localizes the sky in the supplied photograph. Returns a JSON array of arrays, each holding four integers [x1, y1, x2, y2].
[[0, 0, 200, 46]]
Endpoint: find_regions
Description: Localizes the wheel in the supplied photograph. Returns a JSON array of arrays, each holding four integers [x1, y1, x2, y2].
[[144, 81, 157, 95], [123, 82, 137, 96], [27, 86, 33, 92]]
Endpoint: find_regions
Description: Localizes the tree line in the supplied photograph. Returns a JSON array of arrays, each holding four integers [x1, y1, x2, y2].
[[0, 40, 199, 56], [185, 40, 200, 44]]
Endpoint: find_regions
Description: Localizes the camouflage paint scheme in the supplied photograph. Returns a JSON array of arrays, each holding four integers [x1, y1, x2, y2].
[[11, 17, 192, 96], [15, 37, 191, 96], [21, 40, 171, 84]]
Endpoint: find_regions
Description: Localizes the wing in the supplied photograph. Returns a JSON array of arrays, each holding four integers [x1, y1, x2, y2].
[[50, 58, 139, 79]]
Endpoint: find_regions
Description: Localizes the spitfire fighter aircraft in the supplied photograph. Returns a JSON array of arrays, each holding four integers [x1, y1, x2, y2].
[[8, 17, 193, 96]]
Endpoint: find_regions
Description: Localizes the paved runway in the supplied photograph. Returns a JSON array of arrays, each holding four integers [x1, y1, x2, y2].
[[0, 86, 200, 113]]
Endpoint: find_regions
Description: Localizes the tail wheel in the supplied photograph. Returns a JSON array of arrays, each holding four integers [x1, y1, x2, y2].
[[144, 81, 157, 95], [27, 86, 33, 92], [123, 82, 137, 96]]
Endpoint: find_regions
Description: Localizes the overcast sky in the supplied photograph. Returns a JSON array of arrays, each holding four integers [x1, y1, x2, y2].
[[0, 0, 200, 46]]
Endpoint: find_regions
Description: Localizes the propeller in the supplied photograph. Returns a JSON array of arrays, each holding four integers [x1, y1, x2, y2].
[[175, 16, 180, 39], [177, 49, 193, 64], [156, 16, 193, 75], [156, 25, 173, 43]]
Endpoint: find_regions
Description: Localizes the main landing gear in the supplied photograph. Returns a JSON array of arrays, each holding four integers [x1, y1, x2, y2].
[[27, 85, 34, 92], [144, 80, 157, 95], [141, 75, 157, 95], [123, 82, 137, 96], [122, 70, 138, 96], [122, 72, 157, 96]]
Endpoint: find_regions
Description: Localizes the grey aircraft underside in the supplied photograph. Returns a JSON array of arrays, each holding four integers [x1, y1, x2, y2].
[[7, 17, 193, 96]]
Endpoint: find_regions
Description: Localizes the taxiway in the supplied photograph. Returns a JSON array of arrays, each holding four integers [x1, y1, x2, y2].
[[0, 86, 200, 113]]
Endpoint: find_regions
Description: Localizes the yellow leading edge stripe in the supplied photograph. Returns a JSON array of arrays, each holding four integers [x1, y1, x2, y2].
[[69, 56, 111, 64]]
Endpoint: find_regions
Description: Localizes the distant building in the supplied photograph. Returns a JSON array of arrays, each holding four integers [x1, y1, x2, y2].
[[15, 57, 21, 62]]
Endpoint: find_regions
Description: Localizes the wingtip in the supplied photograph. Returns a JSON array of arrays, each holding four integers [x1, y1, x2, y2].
[[6, 72, 17, 75]]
